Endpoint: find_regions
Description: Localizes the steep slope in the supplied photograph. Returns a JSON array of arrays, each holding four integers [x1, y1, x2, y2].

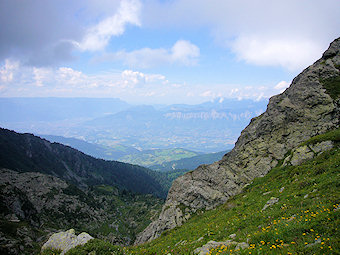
[[136, 37, 340, 244], [124, 129, 339, 254], [0, 128, 167, 198]]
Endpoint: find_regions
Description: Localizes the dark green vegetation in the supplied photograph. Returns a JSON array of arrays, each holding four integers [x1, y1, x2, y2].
[[70, 129, 340, 254], [87, 185, 163, 243], [0, 220, 44, 255], [320, 75, 340, 99], [302, 128, 340, 146], [39, 184, 162, 244], [150, 150, 228, 172], [0, 128, 166, 198], [146, 169, 189, 192]]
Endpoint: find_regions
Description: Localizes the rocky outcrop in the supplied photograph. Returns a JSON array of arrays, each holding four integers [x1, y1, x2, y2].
[[135, 37, 340, 244], [41, 229, 93, 255], [283, 140, 334, 166]]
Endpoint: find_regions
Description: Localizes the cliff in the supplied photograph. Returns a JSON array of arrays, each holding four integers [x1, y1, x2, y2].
[[135, 37, 340, 244]]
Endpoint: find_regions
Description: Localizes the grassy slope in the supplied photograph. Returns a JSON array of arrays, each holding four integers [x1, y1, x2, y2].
[[66, 128, 340, 255]]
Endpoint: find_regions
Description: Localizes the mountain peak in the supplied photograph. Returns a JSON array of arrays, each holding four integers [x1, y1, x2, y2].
[[322, 37, 340, 60]]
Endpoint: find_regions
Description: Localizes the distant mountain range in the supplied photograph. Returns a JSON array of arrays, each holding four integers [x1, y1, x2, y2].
[[83, 99, 267, 152], [0, 97, 267, 152]]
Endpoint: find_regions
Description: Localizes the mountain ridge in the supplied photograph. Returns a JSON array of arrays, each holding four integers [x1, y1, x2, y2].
[[136, 37, 340, 244], [0, 128, 167, 198]]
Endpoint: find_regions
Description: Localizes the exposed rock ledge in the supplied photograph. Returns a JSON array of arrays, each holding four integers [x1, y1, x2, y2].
[[135, 37, 340, 244]]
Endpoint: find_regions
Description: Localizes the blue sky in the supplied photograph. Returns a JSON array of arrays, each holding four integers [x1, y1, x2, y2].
[[0, 0, 339, 104]]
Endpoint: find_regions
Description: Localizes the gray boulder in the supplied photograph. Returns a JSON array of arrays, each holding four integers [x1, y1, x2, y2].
[[41, 229, 93, 255], [262, 197, 279, 211]]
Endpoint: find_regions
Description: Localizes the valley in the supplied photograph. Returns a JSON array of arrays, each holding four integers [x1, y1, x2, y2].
[[0, 15, 339, 255]]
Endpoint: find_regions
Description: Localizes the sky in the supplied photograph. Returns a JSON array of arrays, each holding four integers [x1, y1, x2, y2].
[[0, 0, 339, 105]]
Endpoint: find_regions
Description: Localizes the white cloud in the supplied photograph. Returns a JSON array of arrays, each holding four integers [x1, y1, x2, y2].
[[120, 69, 167, 88], [102, 40, 200, 68], [57, 67, 84, 86], [231, 36, 324, 71], [76, 0, 141, 51], [33, 67, 52, 87], [171, 40, 200, 65], [274, 80, 290, 92], [0, 59, 19, 83]]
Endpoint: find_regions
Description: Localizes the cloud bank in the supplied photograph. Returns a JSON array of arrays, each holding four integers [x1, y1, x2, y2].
[[0, 60, 289, 104]]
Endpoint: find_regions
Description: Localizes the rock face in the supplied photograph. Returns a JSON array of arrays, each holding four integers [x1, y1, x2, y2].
[[41, 229, 93, 255], [135, 37, 340, 244]]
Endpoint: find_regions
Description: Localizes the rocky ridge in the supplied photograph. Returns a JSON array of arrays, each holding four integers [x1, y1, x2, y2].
[[135, 37, 340, 244]]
